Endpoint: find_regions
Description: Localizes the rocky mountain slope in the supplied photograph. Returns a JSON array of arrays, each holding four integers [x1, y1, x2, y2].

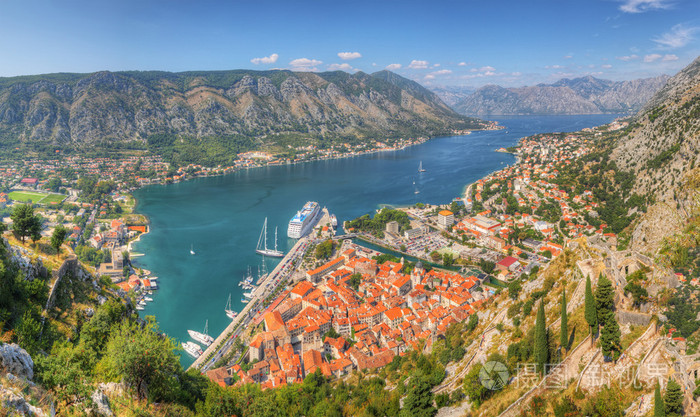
[[610, 57, 700, 254], [428, 85, 476, 107], [0, 69, 484, 152], [454, 75, 669, 116]]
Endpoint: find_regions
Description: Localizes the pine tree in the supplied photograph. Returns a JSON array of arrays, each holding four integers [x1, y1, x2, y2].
[[654, 382, 665, 417], [600, 311, 622, 361], [595, 274, 615, 326], [534, 299, 548, 374], [584, 276, 597, 337], [664, 377, 683, 417], [560, 289, 568, 352]]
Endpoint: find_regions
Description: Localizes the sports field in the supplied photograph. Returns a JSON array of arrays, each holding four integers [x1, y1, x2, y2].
[[8, 191, 66, 205]]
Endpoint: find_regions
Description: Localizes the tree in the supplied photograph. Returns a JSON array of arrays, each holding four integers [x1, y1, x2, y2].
[[560, 289, 568, 351], [595, 274, 615, 326], [16, 311, 42, 355], [584, 276, 597, 337], [463, 365, 489, 408], [466, 313, 479, 332], [105, 318, 180, 400], [348, 273, 362, 291], [400, 375, 436, 417], [11, 204, 41, 244], [508, 280, 522, 300], [600, 312, 621, 361], [664, 378, 683, 417], [0, 223, 6, 234], [534, 300, 548, 374], [50, 225, 68, 253], [654, 382, 665, 417], [442, 252, 454, 267]]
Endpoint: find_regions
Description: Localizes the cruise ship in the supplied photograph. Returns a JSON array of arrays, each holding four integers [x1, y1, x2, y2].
[[287, 201, 322, 238]]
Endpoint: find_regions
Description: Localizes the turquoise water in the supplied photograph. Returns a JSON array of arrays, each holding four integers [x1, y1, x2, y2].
[[131, 114, 621, 366]]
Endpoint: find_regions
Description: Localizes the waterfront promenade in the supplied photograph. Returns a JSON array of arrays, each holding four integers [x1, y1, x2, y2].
[[188, 234, 311, 371]]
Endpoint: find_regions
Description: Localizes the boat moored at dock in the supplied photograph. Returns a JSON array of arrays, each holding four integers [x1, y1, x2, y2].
[[188, 320, 214, 346], [287, 201, 321, 238]]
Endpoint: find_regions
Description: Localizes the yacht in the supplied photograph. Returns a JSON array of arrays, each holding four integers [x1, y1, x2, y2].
[[182, 341, 203, 358], [225, 294, 237, 320], [243, 291, 254, 299], [188, 320, 214, 346], [144, 297, 153, 302], [287, 201, 321, 238], [418, 161, 426, 172], [241, 298, 249, 304], [136, 305, 144, 311], [255, 218, 284, 257], [330, 214, 338, 228], [190, 244, 195, 255]]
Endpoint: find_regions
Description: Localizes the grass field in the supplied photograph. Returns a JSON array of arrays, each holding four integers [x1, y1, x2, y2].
[[8, 191, 66, 205]]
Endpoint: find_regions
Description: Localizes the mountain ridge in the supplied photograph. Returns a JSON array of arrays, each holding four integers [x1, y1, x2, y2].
[[0, 69, 485, 157], [448, 75, 669, 116]]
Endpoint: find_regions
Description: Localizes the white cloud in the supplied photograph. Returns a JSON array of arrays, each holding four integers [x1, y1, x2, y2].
[[337, 52, 362, 60], [616, 54, 639, 61], [408, 60, 429, 69], [289, 58, 323, 72], [424, 74, 435, 80], [602, 64, 613, 69], [618, 0, 672, 13], [250, 53, 279, 65], [432, 69, 452, 76], [563, 55, 573, 59], [653, 24, 698, 49], [545, 64, 564, 69], [644, 53, 662, 62], [433, 63, 441, 68], [458, 62, 467, 66], [662, 54, 679, 61], [386, 63, 402, 70], [327, 63, 354, 71]]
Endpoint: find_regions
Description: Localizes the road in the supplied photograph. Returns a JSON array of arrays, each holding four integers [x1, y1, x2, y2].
[[189, 235, 312, 372]]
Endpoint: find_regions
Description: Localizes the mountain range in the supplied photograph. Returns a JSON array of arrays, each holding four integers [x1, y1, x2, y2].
[[439, 75, 669, 116], [0, 69, 485, 156]]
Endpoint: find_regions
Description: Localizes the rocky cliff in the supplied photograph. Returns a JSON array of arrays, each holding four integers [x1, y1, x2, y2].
[[454, 75, 669, 116], [0, 69, 484, 153], [610, 57, 700, 254]]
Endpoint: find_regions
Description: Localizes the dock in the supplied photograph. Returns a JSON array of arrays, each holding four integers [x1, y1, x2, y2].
[[188, 234, 311, 371]]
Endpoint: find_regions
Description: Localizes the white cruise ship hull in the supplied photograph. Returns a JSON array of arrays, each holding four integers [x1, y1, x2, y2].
[[287, 201, 322, 238]]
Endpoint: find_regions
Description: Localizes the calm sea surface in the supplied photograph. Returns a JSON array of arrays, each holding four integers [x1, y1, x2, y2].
[[131, 114, 621, 366]]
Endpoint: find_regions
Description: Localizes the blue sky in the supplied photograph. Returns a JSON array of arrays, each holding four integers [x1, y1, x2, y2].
[[0, 0, 698, 87]]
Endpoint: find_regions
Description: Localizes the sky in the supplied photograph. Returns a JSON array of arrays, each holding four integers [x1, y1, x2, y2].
[[0, 0, 699, 87]]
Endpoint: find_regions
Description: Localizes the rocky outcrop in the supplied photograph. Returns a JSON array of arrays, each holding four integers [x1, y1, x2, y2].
[[0, 385, 47, 416], [90, 389, 113, 416], [0, 344, 34, 380], [455, 75, 668, 115], [0, 69, 484, 150]]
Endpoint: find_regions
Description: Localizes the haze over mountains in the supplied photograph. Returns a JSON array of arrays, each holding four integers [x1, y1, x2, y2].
[[431, 75, 670, 116], [0, 69, 484, 151]]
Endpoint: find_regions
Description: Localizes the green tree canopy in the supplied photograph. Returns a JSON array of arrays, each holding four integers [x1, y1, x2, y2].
[[534, 299, 548, 374], [664, 378, 683, 417], [560, 289, 568, 351], [11, 204, 41, 244], [50, 225, 68, 253], [595, 274, 615, 325], [585, 276, 598, 336], [105, 317, 180, 400]]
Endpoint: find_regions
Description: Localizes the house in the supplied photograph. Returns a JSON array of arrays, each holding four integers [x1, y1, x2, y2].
[[496, 256, 519, 272], [437, 210, 454, 228]]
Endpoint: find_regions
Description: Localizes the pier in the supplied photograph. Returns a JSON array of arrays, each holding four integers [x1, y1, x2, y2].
[[188, 234, 311, 371]]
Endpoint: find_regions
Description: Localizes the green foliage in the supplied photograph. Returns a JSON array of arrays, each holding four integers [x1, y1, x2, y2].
[[463, 365, 489, 408], [534, 300, 548, 374], [585, 276, 598, 335], [600, 312, 621, 361], [400, 375, 436, 417], [314, 239, 335, 259], [553, 396, 579, 417], [15, 310, 41, 354], [50, 225, 68, 252], [478, 259, 495, 274], [647, 142, 681, 169], [664, 285, 700, 337], [346, 208, 411, 238], [508, 280, 522, 300], [664, 378, 683, 417], [105, 317, 181, 400], [595, 275, 615, 325], [348, 273, 362, 291], [654, 382, 665, 417], [623, 282, 648, 307], [560, 289, 568, 351], [11, 204, 41, 243], [579, 385, 624, 417], [466, 313, 479, 332]]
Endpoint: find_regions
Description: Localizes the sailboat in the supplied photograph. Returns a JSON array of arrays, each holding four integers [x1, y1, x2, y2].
[[225, 294, 237, 320], [418, 161, 426, 172], [187, 320, 214, 346], [255, 218, 284, 257], [190, 244, 195, 255], [413, 179, 420, 194]]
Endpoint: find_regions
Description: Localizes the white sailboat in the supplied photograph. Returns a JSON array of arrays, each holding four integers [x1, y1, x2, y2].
[[190, 244, 195, 255], [225, 294, 237, 320], [255, 218, 284, 257], [418, 161, 426, 172], [188, 320, 214, 346]]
